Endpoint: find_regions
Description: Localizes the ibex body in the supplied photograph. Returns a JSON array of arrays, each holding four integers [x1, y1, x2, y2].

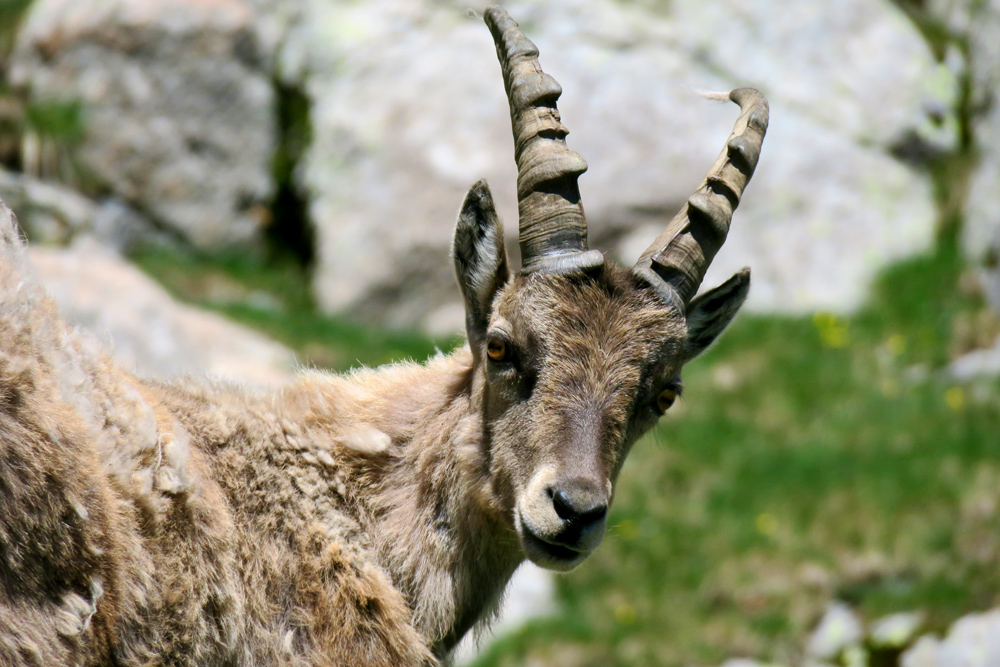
[[0, 7, 767, 666]]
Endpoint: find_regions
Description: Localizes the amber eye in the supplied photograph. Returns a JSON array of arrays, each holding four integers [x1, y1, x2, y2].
[[656, 388, 677, 413], [486, 339, 508, 362]]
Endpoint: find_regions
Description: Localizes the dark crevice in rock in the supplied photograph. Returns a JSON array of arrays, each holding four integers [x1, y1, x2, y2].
[[0, 0, 32, 172], [266, 77, 314, 268], [889, 0, 977, 252]]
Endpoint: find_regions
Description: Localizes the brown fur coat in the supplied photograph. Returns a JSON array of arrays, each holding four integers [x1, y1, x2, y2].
[[0, 200, 513, 666]]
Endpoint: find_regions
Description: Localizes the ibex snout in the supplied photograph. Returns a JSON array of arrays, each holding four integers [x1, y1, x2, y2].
[[550, 480, 608, 540], [516, 470, 609, 571]]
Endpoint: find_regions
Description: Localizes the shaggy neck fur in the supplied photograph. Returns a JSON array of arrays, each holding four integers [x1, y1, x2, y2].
[[281, 349, 525, 657]]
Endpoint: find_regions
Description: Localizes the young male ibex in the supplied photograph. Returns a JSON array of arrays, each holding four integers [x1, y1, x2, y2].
[[0, 6, 767, 666]]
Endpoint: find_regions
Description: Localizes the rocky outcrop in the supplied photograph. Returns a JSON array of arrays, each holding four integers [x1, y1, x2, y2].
[[29, 237, 295, 385], [0, 167, 160, 250], [280, 0, 949, 330], [9, 0, 276, 250], [6, 0, 957, 331]]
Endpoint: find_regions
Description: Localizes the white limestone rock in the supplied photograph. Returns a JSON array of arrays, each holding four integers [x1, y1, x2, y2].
[[0, 167, 160, 251], [29, 238, 295, 386], [285, 0, 946, 330], [10, 0, 276, 250], [870, 611, 926, 649], [806, 601, 864, 662], [901, 609, 1000, 667]]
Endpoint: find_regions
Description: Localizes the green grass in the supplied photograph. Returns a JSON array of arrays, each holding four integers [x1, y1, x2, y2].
[[0, 0, 32, 59], [23, 99, 85, 145], [135, 245, 1000, 666]]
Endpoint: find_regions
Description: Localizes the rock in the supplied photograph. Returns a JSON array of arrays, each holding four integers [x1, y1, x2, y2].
[[966, 98, 1000, 315], [950, 343, 1000, 379], [901, 608, 1000, 667], [903, 635, 944, 667], [930, 1, 1000, 313], [806, 601, 864, 661], [28, 237, 295, 385], [0, 167, 98, 245], [3, 0, 950, 329], [9, 0, 276, 250], [937, 0, 1000, 379], [280, 0, 947, 330], [452, 564, 555, 665], [0, 167, 161, 251], [870, 611, 925, 648]]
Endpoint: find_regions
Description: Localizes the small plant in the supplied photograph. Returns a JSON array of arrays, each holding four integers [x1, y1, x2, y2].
[[21, 98, 85, 181]]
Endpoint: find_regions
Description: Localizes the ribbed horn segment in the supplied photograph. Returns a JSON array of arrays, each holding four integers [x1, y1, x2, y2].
[[634, 88, 768, 309], [484, 5, 604, 275]]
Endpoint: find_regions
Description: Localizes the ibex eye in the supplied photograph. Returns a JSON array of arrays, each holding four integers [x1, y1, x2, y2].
[[486, 339, 509, 362], [656, 388, 678, 413]]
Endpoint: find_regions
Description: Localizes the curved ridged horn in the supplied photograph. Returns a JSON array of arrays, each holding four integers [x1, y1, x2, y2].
[[635, 88, 768, 309], [484, 6, 604, 275]]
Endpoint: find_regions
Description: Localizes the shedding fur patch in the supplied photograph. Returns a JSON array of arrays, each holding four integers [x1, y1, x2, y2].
[[340, 425, 391, 455], [55, 576, 102, 639]]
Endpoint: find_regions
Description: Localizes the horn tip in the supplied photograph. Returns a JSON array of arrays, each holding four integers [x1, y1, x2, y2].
[[483, 5, 513, 32], [695, 89, 731, 103]]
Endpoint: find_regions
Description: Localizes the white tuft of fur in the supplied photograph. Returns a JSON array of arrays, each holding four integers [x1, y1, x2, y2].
[[340, 424, 392, 455]]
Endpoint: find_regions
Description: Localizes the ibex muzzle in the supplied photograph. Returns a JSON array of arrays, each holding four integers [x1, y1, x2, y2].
[[454, 7, 769, 571]]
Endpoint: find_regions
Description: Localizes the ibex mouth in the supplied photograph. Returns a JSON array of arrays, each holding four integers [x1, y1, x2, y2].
[[520, 523, 590, 571], [514, 470, 609, 570]]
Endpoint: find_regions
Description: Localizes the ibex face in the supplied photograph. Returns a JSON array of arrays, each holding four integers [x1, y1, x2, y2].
[[452, 7, 768, 571]]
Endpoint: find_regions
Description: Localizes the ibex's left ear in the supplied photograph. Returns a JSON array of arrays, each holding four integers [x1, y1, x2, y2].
[[684, 268, 750, 361], [453, 180, 509, 359]]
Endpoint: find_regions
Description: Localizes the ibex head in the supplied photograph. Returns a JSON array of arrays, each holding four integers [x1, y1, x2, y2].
[[453, 6, 768, 571]]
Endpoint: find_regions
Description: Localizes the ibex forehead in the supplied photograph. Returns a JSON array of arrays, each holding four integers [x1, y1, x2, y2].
[[491, 266, 687, 372]]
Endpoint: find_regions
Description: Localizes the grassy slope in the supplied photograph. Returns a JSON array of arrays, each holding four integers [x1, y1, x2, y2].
[[135, 246, 1000, 667]]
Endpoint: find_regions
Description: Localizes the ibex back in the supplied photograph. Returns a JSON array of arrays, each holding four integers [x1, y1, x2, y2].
[[0, 6, 767, 666]]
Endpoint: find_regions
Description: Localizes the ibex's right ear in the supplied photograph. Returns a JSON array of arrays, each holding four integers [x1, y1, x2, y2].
[[453, 180, 509, 359]]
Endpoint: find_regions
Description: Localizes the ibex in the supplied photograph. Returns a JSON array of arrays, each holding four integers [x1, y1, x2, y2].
[[0, 6, 767, 666]]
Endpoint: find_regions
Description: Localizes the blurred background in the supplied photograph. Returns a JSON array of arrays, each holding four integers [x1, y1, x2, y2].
[[2, 0, 1000, 665]]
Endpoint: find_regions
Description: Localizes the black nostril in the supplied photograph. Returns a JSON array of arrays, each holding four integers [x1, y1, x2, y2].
[[552, 488, 608, 525], [552, 489, 576, 521]]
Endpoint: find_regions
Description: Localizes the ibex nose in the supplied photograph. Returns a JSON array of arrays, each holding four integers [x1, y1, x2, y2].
[[548, 480, 608, 547]]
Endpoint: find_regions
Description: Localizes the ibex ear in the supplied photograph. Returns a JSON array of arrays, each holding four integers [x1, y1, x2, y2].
[[684, 268, 750, 361], [453, 180, 509, 359]]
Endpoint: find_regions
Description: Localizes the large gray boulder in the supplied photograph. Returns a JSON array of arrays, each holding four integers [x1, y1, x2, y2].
[[9, 0, 276, 250], [0, 167, 160, 251], [277, 0, 949, 331], [28, 237, 295, 386]]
